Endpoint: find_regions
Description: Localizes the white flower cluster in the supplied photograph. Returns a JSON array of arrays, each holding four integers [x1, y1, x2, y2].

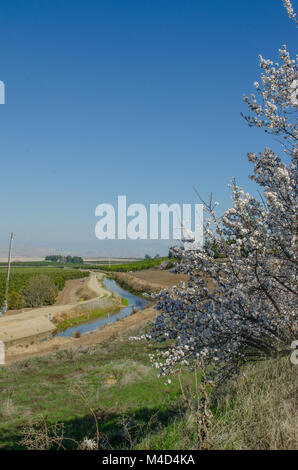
[[129, 334, 152, 341], [283, 0, 298, 24], [77, 438, 98, 450], [290, 79, 298, 106], [243, 45, 297, 156], [141, 7, 297, 383]]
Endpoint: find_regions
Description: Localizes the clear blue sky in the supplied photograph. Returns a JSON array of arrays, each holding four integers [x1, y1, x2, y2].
[[0, 0, 296, 256]]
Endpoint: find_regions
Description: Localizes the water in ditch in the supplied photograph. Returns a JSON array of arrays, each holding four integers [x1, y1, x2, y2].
[[57, 277, 152, 338]]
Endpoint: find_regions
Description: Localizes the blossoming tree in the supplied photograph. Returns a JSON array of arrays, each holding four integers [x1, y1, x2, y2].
[[148, 0, 297, 383]]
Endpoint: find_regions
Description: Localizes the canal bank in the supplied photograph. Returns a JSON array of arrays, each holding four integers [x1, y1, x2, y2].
[[5, 304, 157, 364], [57, 277, 151, 337], [4, 275, 155, 364]]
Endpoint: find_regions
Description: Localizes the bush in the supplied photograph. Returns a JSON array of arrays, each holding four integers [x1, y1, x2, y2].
[[23, 275, 58, 308], [8, 292, 25, 310], [0, 269, 89, 309]]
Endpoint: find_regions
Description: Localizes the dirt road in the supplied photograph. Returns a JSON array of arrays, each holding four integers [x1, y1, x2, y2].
[[55, 272, 111, 305], [0, 273, 114, 347]]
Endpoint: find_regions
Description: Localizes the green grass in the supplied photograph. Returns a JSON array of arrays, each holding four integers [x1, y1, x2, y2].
[[0, 329, 294, 450], [100, 257, 175, 272], [55, 306, 121, 331], [121, 297, 129, 306], [0, 334, 198, 450]]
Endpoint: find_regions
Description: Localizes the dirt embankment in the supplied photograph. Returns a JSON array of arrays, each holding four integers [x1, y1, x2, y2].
[[3, 269, 188, 364], [52, 272, 121, 326], [112, 269, 188, 294], [55, 278, 90, 305], [0, 273, 119, 349], [5, 305, 157, 364], [56, 272, 112, 305]]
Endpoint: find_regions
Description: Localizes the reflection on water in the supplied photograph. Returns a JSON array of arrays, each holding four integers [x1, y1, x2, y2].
[[57, 277, 151, 338]]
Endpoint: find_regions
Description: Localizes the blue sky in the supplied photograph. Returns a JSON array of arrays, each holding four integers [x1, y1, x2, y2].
[[0, 0, 296, 257]]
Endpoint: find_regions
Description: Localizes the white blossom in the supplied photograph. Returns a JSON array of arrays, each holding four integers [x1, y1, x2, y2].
[[140, 3, 297, 384], [282, 0, 298, 24], [290, 78, 298, 106]]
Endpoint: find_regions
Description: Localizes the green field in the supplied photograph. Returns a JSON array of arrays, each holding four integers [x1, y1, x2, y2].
[[0, 267, 89, 309], [0, 261, 81, 268], [0, 333, 191, 450], [0, 257, 172, 272], [0, 260, 140, 268], [100, 257, 174, 272], [0, 331, 294, 450]]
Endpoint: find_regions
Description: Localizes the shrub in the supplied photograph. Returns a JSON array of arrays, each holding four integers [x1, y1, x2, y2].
[[8, 291, 25, 310], [23, 275, 58, 308]]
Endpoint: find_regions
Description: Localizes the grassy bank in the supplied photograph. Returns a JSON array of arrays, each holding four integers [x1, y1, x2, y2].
[[54, 306, 121, 331], [106, 273, 153, 298], [55, 296, 129, 331], [0, 330, 295, 450], [54, 274, 132, 332]]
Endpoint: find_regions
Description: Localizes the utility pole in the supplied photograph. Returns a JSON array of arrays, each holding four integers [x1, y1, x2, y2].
[[1, 233, 14, 316]]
